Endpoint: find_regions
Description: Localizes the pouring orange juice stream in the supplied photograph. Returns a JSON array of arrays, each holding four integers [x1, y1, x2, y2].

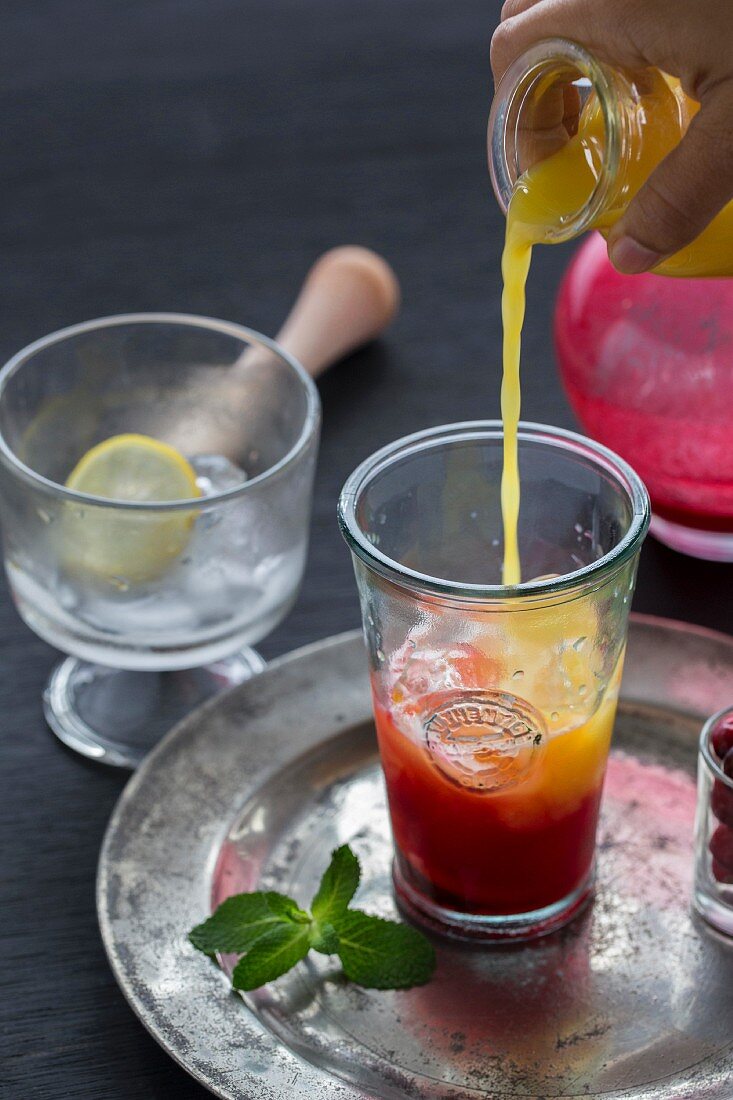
[[499, 71, 733, 584]]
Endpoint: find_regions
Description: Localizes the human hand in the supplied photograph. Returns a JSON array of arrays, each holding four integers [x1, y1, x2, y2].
[[491, 0, 733, 273]]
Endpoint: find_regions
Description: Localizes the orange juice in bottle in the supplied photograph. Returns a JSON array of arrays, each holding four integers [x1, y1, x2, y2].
[[489, 38, 733, 278]]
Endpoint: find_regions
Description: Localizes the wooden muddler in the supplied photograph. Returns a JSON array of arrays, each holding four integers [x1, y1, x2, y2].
[[159, 245, 400, 457], [274, 244, 400, 379]]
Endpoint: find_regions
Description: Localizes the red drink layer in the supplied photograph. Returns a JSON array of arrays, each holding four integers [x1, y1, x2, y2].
[[375, 703, 603, 914], [372, 642, 618, 918]]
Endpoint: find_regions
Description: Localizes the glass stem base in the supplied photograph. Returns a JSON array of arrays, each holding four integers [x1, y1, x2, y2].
[[43, 649, 266, 769], [393, 859, 595, 943], [650, 513, 733, 562]]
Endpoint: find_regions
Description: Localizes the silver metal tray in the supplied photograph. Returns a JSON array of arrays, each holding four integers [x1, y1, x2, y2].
[[98, 616, 733, 1099]]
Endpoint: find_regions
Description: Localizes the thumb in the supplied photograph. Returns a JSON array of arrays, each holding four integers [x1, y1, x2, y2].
[[608, 85, 733, 274]]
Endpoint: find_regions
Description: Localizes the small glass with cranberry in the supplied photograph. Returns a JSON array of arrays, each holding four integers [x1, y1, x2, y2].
[[694, 706, 733, 936]]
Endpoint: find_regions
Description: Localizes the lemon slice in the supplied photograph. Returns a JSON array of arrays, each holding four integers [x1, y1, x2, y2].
[[66, 433, 200, 501], [64, 434, 201, 583]]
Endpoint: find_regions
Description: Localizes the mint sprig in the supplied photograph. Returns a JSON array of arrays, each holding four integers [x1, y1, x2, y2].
[[188, 844, 436, 991]]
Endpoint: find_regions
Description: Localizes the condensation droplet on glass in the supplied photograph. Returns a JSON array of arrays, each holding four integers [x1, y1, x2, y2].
[[378, 513, 386, 525], [470, 510, 478, 520], [578, 683, 587, 696], [573, 636, 587, 651], [202, 510, 222, 530], [574, 523, 583, 534], [512, 669, 524, 680], [491, 537, 499, 547], [551, 711, 560, 722], [37, 508, 53, 524], [59, 585, 76, 610], [376, 648, 385, 662]]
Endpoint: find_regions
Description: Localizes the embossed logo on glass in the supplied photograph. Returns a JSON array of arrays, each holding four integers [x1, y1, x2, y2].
[[423, 691, 546, 792]]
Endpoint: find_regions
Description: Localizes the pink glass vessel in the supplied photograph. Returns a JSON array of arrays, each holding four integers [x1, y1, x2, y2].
[[555, 232, 733, 561]]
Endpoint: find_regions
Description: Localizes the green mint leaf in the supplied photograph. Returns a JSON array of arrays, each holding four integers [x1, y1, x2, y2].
[[310, 844, 360, 924], [188, 848, 438, 995], [232, 922, 312, 991], [309, 920, 339, 955], [188, 891, 307, 955], [333, 910, 436, 990]]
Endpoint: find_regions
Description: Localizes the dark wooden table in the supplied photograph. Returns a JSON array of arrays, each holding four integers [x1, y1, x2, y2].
[[2, 2, 731, 1097]]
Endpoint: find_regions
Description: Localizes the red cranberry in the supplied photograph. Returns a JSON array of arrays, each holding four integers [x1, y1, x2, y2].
[[711, 714, 733, 760], [709, 824, 733, 871], [711, 780, 733, 827], [712, 859, 733, 885]]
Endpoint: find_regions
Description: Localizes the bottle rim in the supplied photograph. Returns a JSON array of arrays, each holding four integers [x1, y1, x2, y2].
[[488, 38, 621, 242]]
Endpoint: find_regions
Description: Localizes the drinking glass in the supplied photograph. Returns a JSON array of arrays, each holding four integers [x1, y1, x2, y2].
[[339, 422, 650, 941], [694, 706, 733, 937], [0, 314, 320, 767]]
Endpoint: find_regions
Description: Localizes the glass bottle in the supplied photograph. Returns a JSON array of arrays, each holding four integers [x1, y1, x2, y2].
[[488, 38, 733, 277]]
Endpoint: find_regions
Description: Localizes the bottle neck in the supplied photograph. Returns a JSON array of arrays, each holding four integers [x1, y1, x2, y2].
[[488, 39, 629, 242]]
